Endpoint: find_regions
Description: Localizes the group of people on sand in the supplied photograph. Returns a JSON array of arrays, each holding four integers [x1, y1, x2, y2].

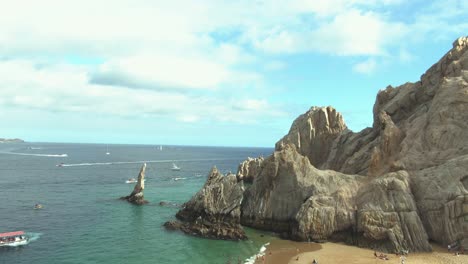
[[373, 251, 389, 260], [448, 241, 465, 256]]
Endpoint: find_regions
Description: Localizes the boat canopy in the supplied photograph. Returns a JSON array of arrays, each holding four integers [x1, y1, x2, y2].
[[0, 231, 25, 238]]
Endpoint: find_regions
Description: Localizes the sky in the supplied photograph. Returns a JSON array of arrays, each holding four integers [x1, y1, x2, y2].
[[0, 0, 467, 147]]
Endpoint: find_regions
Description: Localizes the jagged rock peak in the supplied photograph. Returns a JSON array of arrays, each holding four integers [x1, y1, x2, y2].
[[236, 156, 264, 183], [164, 166, 246, 240], [275, 106, 347, 168], [120, 163, 149, 205]]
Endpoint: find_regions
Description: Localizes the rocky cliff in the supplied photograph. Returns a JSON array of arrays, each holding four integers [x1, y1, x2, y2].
[[168, 37, 468, 252], [241, 36, 468, 252], [120, 163, 149, 205], [164, 167, 246, 240]]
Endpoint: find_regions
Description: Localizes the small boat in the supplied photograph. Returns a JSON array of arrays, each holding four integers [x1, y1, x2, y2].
[[158, 145, 163, 151], [56, 163, 64, 167], [173, 177, 186, 181], [106, 144, 110, 155], [126, 178, 137, 184], [171, 163, 181, 171], [34, 204, 43, 209], [0, 231, 29, 247], [126, 178, 145, 184]]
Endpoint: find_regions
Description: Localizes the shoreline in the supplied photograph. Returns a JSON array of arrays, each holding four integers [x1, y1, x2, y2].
[[253, 240, 468, 264]]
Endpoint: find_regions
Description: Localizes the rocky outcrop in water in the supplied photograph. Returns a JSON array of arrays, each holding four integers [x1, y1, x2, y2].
[[120, 163, 148, 205], [164, 167, 246, 240], [168, 37, 468, 252], [236, 156, 264, 183]]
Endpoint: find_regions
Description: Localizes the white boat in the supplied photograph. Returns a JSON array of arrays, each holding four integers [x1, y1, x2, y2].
[[171, 163, 181, 171], [173, 177, 186, 181], [106, 144, 110, 155], [158, 145, 163, 151], [126, 178, 137, 184], [0, 231, 29, 247], [126, 178, 145, 184]]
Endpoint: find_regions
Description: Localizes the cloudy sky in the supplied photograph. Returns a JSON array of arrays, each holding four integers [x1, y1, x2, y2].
[[1, 0, 467, 147]]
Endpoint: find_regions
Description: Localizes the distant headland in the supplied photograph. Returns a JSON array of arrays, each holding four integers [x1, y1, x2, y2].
[[0, 138, 25, 143]]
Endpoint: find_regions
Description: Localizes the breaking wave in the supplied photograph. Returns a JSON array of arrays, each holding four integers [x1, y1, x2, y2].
[[244, 243, 269, 264]]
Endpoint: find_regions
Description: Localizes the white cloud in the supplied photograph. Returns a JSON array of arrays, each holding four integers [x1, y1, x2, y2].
[[91, 54, 230, 90], [353, 58, 377, 74], [0, 59, 283, 125], [0, 0, 466, 128]]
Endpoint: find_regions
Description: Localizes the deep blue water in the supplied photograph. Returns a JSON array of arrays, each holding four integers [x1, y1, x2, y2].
[[0, 143, 274, 264]]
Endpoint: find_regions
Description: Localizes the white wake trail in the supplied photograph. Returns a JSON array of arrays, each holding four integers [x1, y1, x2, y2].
[[0, 151, 68, 157]]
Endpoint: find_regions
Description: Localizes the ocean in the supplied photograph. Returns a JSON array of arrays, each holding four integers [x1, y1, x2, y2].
[[0, 143, 274, 264]]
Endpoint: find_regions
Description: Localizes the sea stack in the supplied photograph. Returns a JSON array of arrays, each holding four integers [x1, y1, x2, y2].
[[164, 166, 246, 240], [121, 163, 149, 205]]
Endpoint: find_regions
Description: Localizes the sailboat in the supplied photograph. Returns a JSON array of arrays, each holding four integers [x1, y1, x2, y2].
[[158, 145, 163, 151], [106, 144, 110, 155], [171, 163, 181, 171]]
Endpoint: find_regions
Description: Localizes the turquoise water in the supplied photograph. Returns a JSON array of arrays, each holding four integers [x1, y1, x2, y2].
[[0, 143, 273, 264]]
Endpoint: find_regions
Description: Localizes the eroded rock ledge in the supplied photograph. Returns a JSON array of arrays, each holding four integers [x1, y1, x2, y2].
[[164, 167, 246, 240]]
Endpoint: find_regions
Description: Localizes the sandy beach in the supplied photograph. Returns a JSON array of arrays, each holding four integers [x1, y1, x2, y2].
[[254, 240, 468, 264]]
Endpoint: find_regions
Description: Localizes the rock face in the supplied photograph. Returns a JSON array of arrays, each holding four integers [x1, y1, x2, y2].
[[275, 106, 347, 169], [240, 37, 468, 252], [164, 167, 246, 240], [120, 163, 149, 205], [236, 156, 264, 183], [168, 37, 468, 252]]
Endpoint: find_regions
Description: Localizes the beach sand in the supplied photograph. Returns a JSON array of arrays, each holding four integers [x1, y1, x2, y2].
[[255, 240, 468, 264]]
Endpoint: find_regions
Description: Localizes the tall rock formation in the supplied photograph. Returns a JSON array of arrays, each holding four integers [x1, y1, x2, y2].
[[120, 163, 149, 205], [164, 167, 246, 240]]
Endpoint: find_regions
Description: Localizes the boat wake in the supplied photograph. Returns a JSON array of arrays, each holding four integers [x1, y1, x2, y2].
[[244, 243, 269, 264], [59, 158, 238, 167], [0, 151, 68, 157], [61, 162, 112, 167], [26, 232, 41, 243], [172, 177, 187, 181]]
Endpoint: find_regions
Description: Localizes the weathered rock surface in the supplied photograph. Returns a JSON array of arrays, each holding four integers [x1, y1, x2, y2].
[[242, 145, 364, 234], [164, 167, 246, 240], [120, 163, 149, 205], [355, 171, 431, 252], [236, 156, 264, 183], [275, 106, 347, 169]]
